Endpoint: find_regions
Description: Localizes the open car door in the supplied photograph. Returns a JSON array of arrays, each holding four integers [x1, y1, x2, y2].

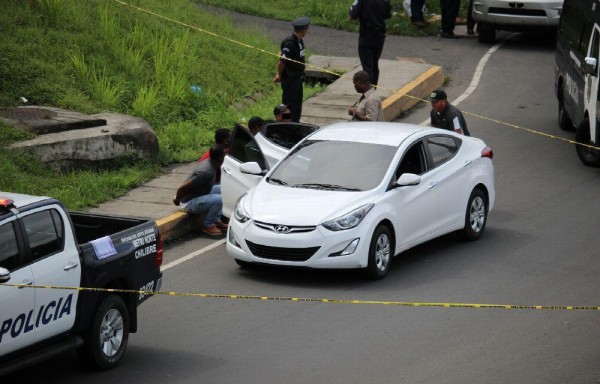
[[221, 122, 318, 217]]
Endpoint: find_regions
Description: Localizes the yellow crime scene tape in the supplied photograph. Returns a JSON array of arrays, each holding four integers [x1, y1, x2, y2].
[[2, 283, 599, 311], [114, 0, 600, 151]]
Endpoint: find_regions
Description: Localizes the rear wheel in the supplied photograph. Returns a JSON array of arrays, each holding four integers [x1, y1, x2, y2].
[[79, 295, 129, 370], [558, 88, 574, 131], [478, 23, 496, 44], [575, 117, 600, 167], [362, 225, 393, 280], [460, 188, 488, 241]]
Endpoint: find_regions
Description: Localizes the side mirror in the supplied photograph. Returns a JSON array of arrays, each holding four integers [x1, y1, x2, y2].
[[396, 173, 421, 187], [239, 162, 263, 175], [0, 267, 10, 283], [582, 57, 598, 76]]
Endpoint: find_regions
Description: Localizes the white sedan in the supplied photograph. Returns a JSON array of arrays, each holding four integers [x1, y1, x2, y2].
[[221, 122, 495, 279]]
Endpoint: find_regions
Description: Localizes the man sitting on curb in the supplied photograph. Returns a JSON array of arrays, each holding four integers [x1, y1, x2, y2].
[[348, 70, 384, 122], [198, 128, 231, 162], [173, 144, 228, 237]]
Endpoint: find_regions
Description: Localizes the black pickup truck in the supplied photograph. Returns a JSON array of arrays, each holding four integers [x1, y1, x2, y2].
[[0, 192, 163, 375]]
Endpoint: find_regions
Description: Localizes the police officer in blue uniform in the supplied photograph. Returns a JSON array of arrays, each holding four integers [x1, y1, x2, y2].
[[273, 17, 310, 123], [349, 0, 392, 87]]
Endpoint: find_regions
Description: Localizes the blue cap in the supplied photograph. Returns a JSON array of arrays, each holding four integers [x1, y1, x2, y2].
[[292, 17, 311, 31]]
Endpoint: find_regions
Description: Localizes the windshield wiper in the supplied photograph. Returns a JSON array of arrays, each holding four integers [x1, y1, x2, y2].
[[292, 183, 361, 191], [268, 178, 289, 185]]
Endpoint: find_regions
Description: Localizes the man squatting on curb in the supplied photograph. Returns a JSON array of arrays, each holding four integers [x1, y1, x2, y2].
[[173, 144, 229, 237]]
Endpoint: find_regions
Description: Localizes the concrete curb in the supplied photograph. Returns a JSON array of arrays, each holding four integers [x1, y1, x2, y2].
[[382, 65, 444, 121], [157, 211, 209, 242], [156, 64, 444, 243]]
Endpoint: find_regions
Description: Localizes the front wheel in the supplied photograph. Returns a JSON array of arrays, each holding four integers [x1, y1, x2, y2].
[[478, 23, 496, 44], [79, 294, 130, 370], [575, 118, 600, 167], [460, 188, 488, 241], [362, 225, 393, 280]]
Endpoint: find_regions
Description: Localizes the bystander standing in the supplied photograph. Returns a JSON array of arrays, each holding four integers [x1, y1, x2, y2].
[[348, 71, 384, 121], [349, 0, 392, 87], [429, 89, 470, 135]]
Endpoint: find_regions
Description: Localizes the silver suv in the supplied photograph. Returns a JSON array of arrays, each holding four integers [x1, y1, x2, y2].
[[472, 0, 563, 43]]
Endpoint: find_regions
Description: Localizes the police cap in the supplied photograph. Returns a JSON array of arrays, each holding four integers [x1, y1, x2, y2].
[[292, 16, 311, 31]]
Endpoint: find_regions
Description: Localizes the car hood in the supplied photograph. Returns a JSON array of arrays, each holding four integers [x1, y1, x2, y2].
[[246, 182, 373, 226]]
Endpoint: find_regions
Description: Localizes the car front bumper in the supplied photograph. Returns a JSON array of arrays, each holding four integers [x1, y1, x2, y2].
[[473, 0, 562, 28], [226, 218, 371, 269]]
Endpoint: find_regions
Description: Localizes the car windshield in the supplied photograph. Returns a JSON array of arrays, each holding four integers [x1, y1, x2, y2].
[[267, 139, 396, 191]]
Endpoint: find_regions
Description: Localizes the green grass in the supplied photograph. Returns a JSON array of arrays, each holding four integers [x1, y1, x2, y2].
[[194, 0, 470, 36], [1, 0, 324, 209]]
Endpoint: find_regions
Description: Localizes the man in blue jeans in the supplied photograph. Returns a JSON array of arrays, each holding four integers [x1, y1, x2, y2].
[[173, 144, 228, 237]]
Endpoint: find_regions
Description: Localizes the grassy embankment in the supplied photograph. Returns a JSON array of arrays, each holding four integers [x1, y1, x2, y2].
[[194, 0, 471, 37], [0, 0, 322, 209]]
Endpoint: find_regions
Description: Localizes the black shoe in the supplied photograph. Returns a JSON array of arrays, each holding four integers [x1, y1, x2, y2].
[[411, 20, 428, 27], [467, 28, 475, 35], [439, 32, 459, 39]]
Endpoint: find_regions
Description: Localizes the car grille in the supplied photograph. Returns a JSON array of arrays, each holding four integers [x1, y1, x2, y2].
[[254, 220, 316, 234], [245, 240, 320, 261], [488, 8, 546, 17]]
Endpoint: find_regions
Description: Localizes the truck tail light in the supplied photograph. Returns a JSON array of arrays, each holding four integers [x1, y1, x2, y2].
[[156, 231, 163, 268], [481, 146, 493, 159]]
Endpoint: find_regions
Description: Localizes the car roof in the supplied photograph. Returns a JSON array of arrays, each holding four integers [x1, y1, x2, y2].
[[309, 122, 430, 146], [0, 191, 49, 209]]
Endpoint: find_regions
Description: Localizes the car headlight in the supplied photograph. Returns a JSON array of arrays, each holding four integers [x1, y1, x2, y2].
[[234, 194, 251, 223], [321, 204, 374, 231]]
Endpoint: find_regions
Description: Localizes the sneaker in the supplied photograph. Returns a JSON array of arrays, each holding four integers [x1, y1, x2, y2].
[[201, 225, 222, 237], [467, 28, 475, 35], [215, 221, 229, 231]]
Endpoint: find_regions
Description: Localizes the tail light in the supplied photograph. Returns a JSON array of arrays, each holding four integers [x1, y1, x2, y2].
[[156, 231, 163, 268], [481, 146, 493, 159]]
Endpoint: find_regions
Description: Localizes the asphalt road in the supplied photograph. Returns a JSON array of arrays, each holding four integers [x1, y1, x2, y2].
[[6, 11, 600, 384]]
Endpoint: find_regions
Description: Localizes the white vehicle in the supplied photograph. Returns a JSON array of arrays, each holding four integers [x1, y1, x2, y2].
[[472, 0, 563, 43], [221, 122, 495, 279]]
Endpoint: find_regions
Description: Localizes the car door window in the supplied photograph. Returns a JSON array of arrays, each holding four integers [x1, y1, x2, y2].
[[228, 126, 268, 170], [396, 141, 427, 178], [0, 221, 20, 271], [426, 136, 460, 168], [21, 209, 64, 262], [264, 122, 319, 149]]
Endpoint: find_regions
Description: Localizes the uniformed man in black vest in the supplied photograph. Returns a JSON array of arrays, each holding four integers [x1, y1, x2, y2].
[[273, 17, 310, 123], [349, 0, 392, 87]]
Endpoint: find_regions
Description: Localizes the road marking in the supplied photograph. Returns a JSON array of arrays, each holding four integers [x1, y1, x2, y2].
[[161, 239, 226, 271], [419, 35, 512, 126]]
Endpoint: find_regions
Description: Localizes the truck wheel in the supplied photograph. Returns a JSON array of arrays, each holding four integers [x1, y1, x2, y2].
[[361, 225, 393, 280], [575, 118, 600, 167], [459, 188, 488, 241], [478, 23, 496, 44], [79, 295, 129, 370], [558, 89, 574, 131]]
